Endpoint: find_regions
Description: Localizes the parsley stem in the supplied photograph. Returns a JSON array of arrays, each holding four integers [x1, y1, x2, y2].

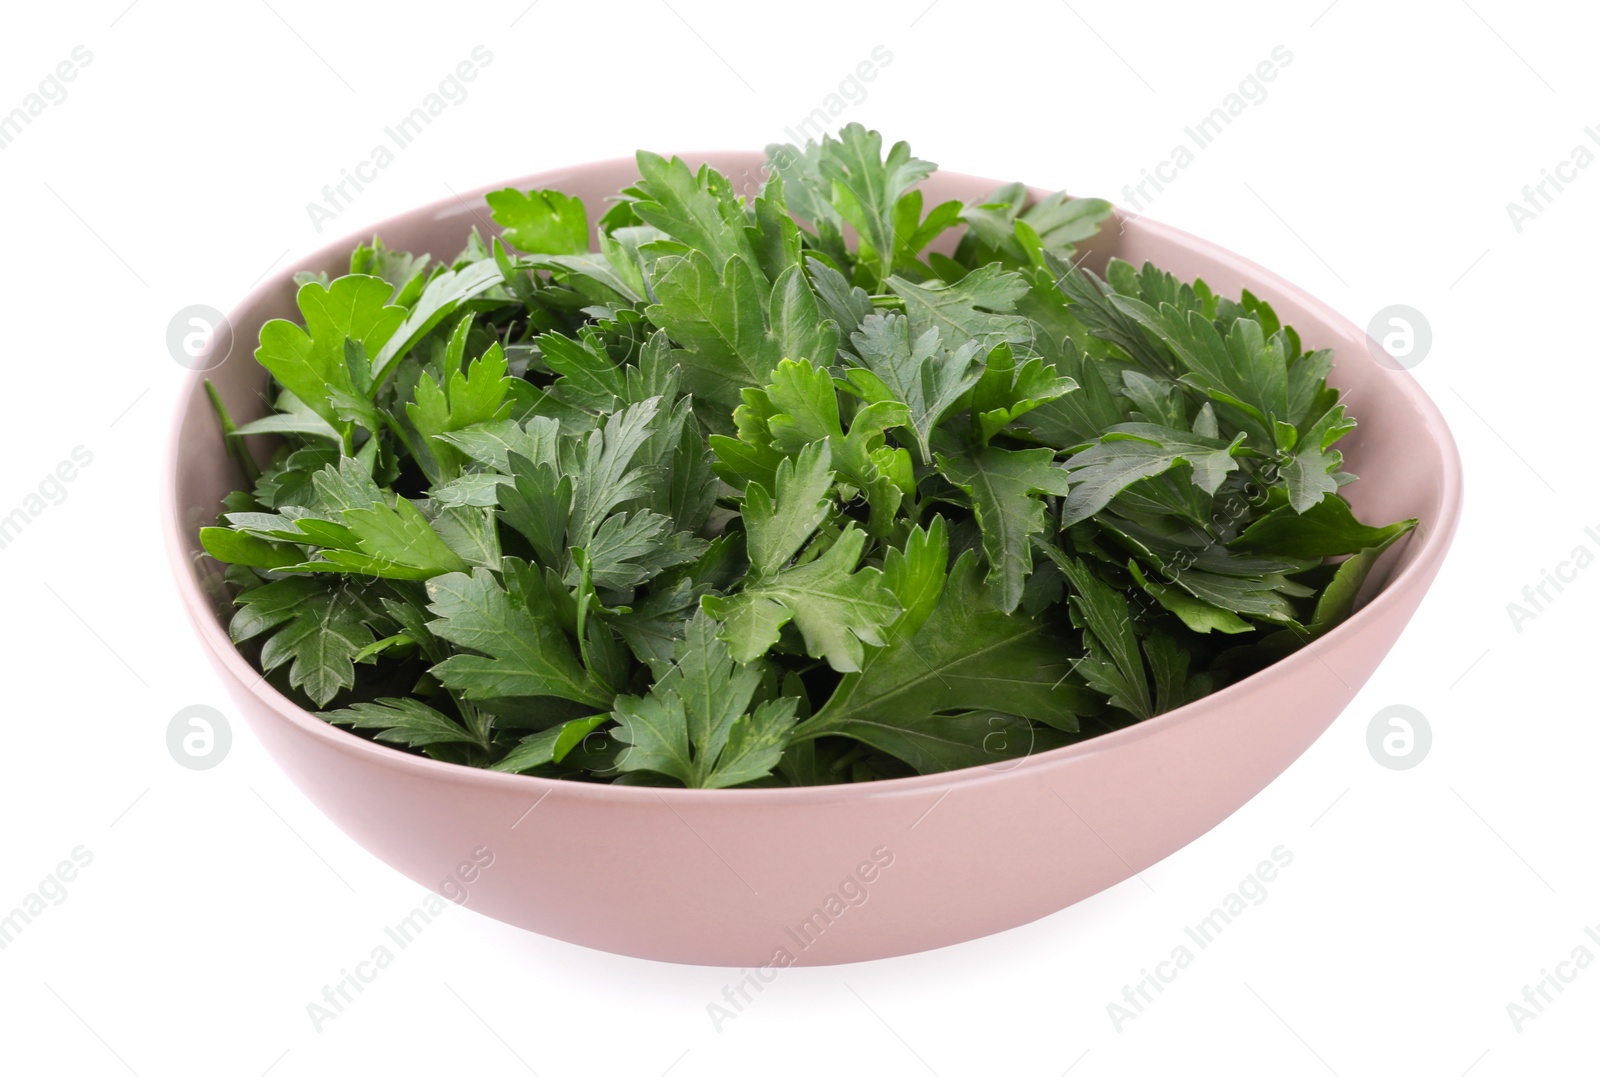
[[202, 379, 261, 485]]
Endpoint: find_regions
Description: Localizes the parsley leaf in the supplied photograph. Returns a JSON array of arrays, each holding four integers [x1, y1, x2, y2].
[[936, 446, 1074, 613], [611, 611, 799, 788], [706, 523, 900, 674], [1059, 424, 1247, 527], [815, 123, 935, 285], [797, 520, 1096, 773], [229, 577, 387, 706], [426, 566, 612, 709], [255, 275, 405, 432], [486, 188, 589, 254], [842, 312, 983, 464], [320, 698, 488, 751], [886, 264, 1033, 354]]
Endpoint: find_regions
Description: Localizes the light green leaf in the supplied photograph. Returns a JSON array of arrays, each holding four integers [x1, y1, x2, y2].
[[816, 123, 935, 280], [741, 440, 835, 578], [487, 188, 589, 254], [255, 274, 405, 429], [646, 251, 775, 408]]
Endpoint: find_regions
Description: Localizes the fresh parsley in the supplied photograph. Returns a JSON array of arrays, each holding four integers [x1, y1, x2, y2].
[[202, 124, 1415, 786]]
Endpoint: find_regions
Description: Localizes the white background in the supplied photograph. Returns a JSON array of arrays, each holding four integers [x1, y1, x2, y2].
[[1, 1, 1594, 1074]]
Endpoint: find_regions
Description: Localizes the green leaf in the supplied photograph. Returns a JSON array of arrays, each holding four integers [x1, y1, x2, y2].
[[487, 188, 589, 254], [434, 416, 560, 473], [798, 541, 1095, 773], [893, 190, 966, 269], [741, 439, 835, 577], [767, 262, 840, 368], [309, 455, 385, 514], [496, 452, 572, 568], [611, 693, 695, 784], [762, 358, 907, 531], [662, 610, 765, 759], [936, 446, 1074, 613], [657, 407, 718, 533], [1099, 513, 1309, 621], [254, 275, 405, 429], [202, 128, 1420, 789], [703, 525, 900, 673], [320, 698, 486, 749], [844, 313, 983, 464], [632, 151, 758, 275], [408, 332, 515, 481], [350, 237, 430, 301], [764, 139, 843, 236], [646, 251, 775, 408], [1020, 192, 1114, 252], [230, 577, 384, 706], [886, 263, 1033, 353], [968, 343, 1078, 445], [806, 256, 874, 337], [1102, 282, 1306, 448], [565, 397, 662, 547], [233, 387, 342, 442], [1233, 494, 1417, 559], [539, 328, 626, 414], [707, 699, 801, 788], [747, 170, 804, 283], [200, 526, 303, 570], [490, 715, 609, 773], [611, 611, 800, 787], [1309, 528, 1413, 634], [1142, 631, 1210, 715], [1060, 424, 1245, 527], [819, 710, 1054, 776], [1046, 549, 1153, 719], [426, 566, 612, 708], [370, 259, 509, 387], [304, 496, 472, 580], [879, 515, 950, 640], [1279, 405, 1357, 513], [1127, 560, 1253, 635], [816, 123, 935, 281], [432, 504, 501, 571], [580, 510, 706, 592]]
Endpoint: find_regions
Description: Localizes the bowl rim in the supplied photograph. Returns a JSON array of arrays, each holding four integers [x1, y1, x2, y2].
[[162, 150, 1465, 806]]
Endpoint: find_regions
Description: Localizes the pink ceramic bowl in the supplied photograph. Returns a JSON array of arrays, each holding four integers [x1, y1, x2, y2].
[[164, 152, 1462, 966]]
